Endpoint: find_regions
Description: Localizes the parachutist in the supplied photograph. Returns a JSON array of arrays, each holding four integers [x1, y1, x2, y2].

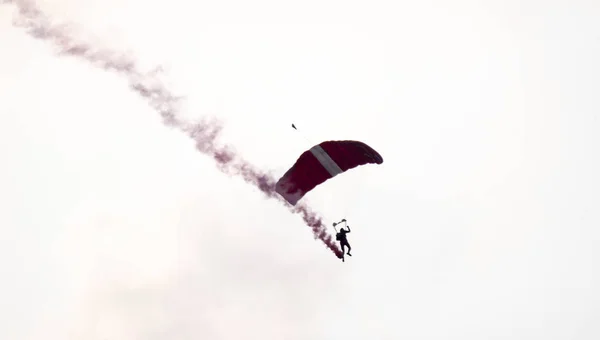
[[334, 222, 351, 261]]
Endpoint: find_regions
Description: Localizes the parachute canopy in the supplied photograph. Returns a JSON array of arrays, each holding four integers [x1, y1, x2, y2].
[[275, 140, 383, 205]]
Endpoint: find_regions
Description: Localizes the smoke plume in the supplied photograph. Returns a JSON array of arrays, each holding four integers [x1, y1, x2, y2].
[[3, 0, 343, 259]]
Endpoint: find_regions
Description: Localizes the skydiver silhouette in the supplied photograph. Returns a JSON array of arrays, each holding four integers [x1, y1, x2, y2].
[[334, 221, 352, 261]]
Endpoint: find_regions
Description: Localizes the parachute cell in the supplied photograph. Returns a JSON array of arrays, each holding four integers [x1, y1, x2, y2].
[[275, 140, 383, 205]]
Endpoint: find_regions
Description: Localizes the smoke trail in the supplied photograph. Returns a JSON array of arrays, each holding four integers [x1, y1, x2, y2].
[[3, 0, 343, 259]]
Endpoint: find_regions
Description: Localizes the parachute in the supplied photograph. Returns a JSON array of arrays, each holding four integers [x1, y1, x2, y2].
[[275, 140, 383, 205]]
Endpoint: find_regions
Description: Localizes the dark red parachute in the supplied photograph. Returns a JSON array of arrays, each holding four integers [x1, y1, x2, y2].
[[275, 140, 383, 205]]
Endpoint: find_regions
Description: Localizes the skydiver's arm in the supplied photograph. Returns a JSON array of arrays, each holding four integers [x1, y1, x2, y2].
[[346, 226, 351, 232]]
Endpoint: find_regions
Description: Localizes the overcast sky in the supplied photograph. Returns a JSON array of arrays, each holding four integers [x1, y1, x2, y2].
[[1, 0, 599, 339]]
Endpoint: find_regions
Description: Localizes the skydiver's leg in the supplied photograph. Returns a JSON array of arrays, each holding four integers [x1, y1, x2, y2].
[[341, 242, 351, 256], [340, 243, 347, 262]]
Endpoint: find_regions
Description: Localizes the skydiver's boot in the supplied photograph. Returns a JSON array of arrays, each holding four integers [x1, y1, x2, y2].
[[347, 252, 352, 256]]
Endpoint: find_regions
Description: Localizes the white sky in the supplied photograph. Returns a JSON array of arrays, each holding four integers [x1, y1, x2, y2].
[[1, 0, 599, 339]]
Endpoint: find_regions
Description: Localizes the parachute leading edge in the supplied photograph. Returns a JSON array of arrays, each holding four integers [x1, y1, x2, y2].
[[275, 140, 383, 205]]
